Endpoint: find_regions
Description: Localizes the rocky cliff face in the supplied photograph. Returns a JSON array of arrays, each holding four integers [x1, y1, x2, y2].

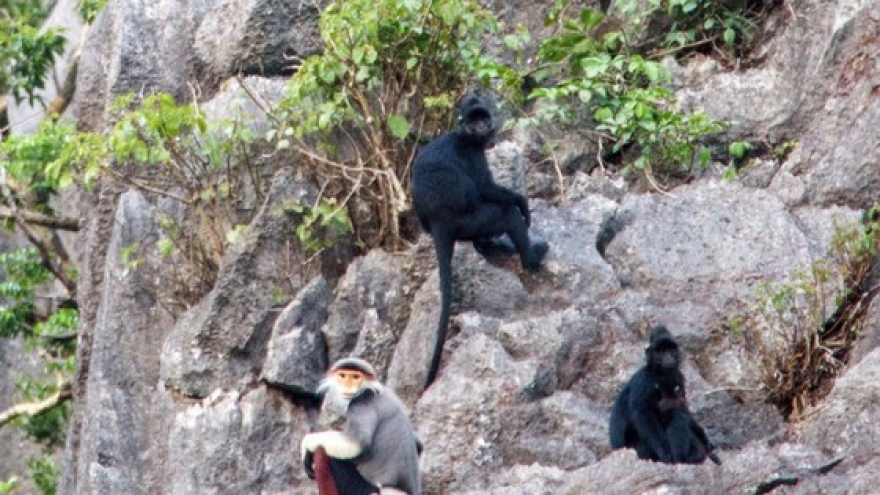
[[4, 0, 880, 493]]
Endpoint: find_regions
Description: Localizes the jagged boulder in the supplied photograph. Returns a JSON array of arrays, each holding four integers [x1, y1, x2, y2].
[[68, 0, 319, 129], [261, 277, 331, 395], [160, 168, 321, 398], [167, 386, 311, 494], [672, 0, 880, 208], [194, 0, 322, 81], [69, 190, 178, 494]]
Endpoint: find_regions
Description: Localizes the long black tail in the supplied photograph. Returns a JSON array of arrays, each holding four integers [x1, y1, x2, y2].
[[425, 228, 454, 388]]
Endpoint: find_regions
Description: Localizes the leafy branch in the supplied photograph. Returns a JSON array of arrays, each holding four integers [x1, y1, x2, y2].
[[0, 382, 71, 428], [272, 0, 521, 249]]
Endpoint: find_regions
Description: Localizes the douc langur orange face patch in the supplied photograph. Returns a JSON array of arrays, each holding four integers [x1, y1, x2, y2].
[[334, 369, 365, 397]]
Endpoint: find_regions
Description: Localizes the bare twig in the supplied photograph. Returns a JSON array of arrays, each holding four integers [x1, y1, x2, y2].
[[0, 206, 79, 230]]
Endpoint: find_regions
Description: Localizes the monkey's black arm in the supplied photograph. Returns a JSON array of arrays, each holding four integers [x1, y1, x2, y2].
[[608, 385, 631, 449], [630, 391, 673, 462], [688, 416, 722, 464], [303, 449, 316, 479], [478, 184, 530, 226], [631, 412, 672, 461]]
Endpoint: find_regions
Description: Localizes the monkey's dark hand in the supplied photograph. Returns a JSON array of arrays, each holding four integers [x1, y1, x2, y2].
[[303, 450, 316, 479], [516, 195, 531, 227]]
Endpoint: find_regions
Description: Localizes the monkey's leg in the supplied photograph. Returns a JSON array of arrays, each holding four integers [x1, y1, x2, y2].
[[634, 440, 660, 462], [454, 203, 547, 270], [473, 234, 518, 258], [327, 458, 380, 495], [631, 411, 674, 463], [666, 411, 699, 463], [608, 387, 632, 449], [687, 414, 722, 465]]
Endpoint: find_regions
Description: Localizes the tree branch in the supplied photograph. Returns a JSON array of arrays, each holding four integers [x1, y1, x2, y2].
[[0, 382, 72, 428], [0, 206, 80, 231]]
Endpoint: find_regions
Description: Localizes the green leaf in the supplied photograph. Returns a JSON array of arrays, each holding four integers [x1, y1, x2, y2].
[[642, 61, 660, 82], [694, 147, 709, 167], [724, 27, 736, 46], [729, 140, 750, 159], [387, 115, 410, 140], [156, 238, 174, 257], [594, 107, 614, 123]]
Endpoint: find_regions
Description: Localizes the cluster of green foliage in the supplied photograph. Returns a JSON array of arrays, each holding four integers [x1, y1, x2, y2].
[[26, 456, 57, 495], [526, 2, 722, 185], [2, 95, 352, 309], [76, 0, 107, 24], [1, 117, 78, 212], [0, 0, 109, 108], [276, 0, 520, 247], [285, 197, 352, 254], [615, 0, 774, 61], [0, 0, 65, 106], [0, 246, 76, 403], [0, 247, 74, 493], [720, 139, 753, 179], [0, 477, 19, 495], [38, 92, 277, 306], [733, 207, 880, 419], [0, 248, 53, 338]]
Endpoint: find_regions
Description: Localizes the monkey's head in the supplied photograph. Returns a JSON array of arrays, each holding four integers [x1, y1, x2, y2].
[[646, 324, 681, 372], [319, 357, 380, 402], [456, 90, 498, 144]]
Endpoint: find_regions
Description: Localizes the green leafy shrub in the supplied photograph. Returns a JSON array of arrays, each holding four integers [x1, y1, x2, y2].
[[0, 245, 76, 474], [0, 21, 65, 106], [1, 118, 79, 211], [35, 93, 267, 303], [286, 197, 353, 254], [739, 209, 880, 419], [14, 379, 70, 446], [76, 0, 108, 23], [0, 476, 19, 495], [0, 248, 52, 338], [527, 4, 722, 186], [614, 0, 777, 62], [0, 0, 65, 106], [27, 456, 57, 495], [276, 0, 519, 248]]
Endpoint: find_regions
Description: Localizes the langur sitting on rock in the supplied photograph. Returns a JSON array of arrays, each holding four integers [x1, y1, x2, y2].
[[301, 357, 422, 495]]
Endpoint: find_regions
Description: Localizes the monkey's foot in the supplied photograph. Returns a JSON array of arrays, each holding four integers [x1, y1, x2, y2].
[[473, 235, 518, 258], [523, 240, 549, 271]]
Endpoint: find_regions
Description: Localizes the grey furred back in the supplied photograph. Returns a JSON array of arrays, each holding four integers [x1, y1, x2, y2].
[[346, 389, 422, 494]]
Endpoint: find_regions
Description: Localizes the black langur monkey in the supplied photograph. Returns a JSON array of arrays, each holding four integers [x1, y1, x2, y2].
[[301, 357, 422, 495], [609, 325, 721, 465], [411, 90, 549, 388]]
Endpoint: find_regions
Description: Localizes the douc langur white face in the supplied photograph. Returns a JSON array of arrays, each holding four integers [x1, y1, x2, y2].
[[334, 368, 367, 400]]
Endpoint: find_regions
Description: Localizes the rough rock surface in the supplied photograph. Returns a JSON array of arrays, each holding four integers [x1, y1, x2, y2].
[[160, 168, 321, 399], [1, 0, 879, 493]]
